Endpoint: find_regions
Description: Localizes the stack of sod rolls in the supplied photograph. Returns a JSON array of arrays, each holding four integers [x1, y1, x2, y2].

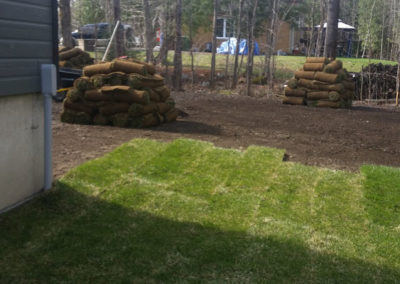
[[59, 47, 94, 69], [283, 57, 354, 108], [61, 58, 178, 128]]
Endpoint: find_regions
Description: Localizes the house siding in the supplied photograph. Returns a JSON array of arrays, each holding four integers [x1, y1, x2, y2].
[[0, 0, 56, 212], [0, 0, 56, 97], [192, 21, 300, 54]]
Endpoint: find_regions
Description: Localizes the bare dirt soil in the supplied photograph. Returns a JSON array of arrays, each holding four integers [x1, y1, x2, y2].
[[53, 89, 400, 179]]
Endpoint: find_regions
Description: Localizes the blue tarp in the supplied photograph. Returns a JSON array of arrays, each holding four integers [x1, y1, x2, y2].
[[217, 38, 260, 55]]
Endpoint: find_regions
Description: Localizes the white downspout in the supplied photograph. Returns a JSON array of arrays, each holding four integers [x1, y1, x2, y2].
[[41, 64, 56, 191]]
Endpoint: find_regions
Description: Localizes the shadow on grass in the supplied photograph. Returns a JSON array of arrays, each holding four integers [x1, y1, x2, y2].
[[1, 183, 399, 282], [156, 120, 222, 136]]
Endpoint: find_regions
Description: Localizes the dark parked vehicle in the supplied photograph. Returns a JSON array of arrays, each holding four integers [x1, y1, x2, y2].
[[71, 23, 135, 47]]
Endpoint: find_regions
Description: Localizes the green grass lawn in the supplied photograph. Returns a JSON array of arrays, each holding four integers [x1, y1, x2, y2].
[[1, 139, 400, 282], [122, 50, 397, 81], [91, 49, 397, 81]]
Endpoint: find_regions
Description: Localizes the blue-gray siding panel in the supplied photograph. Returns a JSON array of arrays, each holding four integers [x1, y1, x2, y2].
[[17, 0, 51, 7], [0, 19, 52, 41], [0, 1, 52, 24], [0, 76, 41, 96], [0, 39, 53, 59], [0, 0, 55, 96], [0, 59, 52, 78]]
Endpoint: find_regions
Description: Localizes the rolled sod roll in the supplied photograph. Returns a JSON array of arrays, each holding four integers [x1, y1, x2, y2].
[[73, 76, 92, 91], [344, 90, 355, 99], [153, 86, 170, 101], [282, 96, 305, 105], [64, 99, 96, 115], [128, 103, 158, 117], [101, 86, 150, 105], [69, 55, 86, 67], [315, 72, 340, 84], [83, 62, 113, 76], [284, 87, 306, 97], [93, 113, 111, 126], [101, 85, 131, 95], [84, 89, 113, 101], [312, 82, 344, 92], [112, 113, 130, 127], [307, 91, 340, 101], [61, 110, 92, 125], [165, 97, 176, 107], [145, 88, 161, 102], [305, 57, 330, 64], [294, 70, 316, 80], [140, 113, 160, 127], [99, 103, 131, 116], [307, 91, 330, 100], [111, 60, 147, 75], [89, 74, 106, 88], [60, 110, 75, 124], [156, 112, 165, 124], [316, 100, 341, 108], [66, 88, 82, 102], [163, 108, 179, 122], [343, 80, 355, 91], [303, 63, 325, 71], [104, 72, 127, 86], [156, 102, 173, 114], [59, 48, 82, 61], [80, 51, 92, 61], [306, 100, 318, 107], [297, 79, 315, 89], [287, 78, 298, 89], [84, 100, 109, 109], [323, 60, 343, 73], [128, 58, 156, 75], [59, 60, 74, 68], [59, 46, 69, 53], [127, 74, 165, 89], [338, 68, 349, 78], [329, 91, 341, 101], [142, 103, 159, 115]]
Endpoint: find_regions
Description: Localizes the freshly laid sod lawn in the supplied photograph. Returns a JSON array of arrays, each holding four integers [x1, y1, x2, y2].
[[1, 139, 400, 282]]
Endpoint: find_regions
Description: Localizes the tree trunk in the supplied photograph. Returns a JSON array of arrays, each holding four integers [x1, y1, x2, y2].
[[173, 0, 183, 91], [315, 0, 326, 57], [380, 6, 385, 60], [143, 0, 154, 62], [59, 0, 73, 49], [324, 0, 340, 59], [159, 0, 171, 68], [246, 0, 258, 96], [113, 0, 125, 57], [210, 0, 218, 89], [361, 0, 377, 59], [224, 38, 231, 88], [307, 0, 317, 56], [231, 0, 244, 89], [189, 0, 195, 87], [265, 0, 277, 87], [396, 53, 400, 106]]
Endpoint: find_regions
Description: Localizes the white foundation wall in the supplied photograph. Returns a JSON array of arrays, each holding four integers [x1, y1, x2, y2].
[[0, 93, 44, 211]]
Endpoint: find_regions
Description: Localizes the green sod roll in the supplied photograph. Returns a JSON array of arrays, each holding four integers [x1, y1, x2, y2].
[[323, 60, 343, 73], [282, 96, 305, 105], [284, 87, 307, 97]]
